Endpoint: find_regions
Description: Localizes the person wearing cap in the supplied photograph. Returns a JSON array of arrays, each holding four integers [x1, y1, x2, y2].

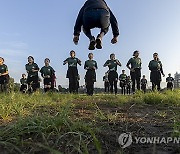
[[0, 57, 9, 92], [148, 53, 165, 91], [103, 72, 109, 93], [73, 0, 119, 50], [84, 53, 98, 96], [141, 75, 147, 93], [63, 50, 81, 93], [104, 53, 121, 95], [25, 56, 39, 92], [119, 70, 127, 95], [40, 58, 56, 92], [20, 74, 27, 93], [126, 50, 142, 93], [166, 73, 174, 91]]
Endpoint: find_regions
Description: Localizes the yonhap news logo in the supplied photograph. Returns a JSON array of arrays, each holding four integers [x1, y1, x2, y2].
[[118, 133, 133, 148], [118, 133, 180, 148]]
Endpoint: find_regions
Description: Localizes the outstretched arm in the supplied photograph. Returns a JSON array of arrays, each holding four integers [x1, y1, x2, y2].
[[109, 9, 119, 44], [74, 6, 84, 36]]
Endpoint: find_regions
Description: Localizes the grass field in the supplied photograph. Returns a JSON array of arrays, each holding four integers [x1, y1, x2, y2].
[[0, 90, 179, 154]]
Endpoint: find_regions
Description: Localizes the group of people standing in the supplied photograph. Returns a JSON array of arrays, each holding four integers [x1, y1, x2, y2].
[[0, 50, 175, 95]]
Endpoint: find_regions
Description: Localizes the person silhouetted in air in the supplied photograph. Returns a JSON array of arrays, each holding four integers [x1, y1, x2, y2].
[[73, 0, 119, 50]]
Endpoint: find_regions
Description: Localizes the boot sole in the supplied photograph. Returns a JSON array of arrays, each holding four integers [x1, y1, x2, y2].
[[88, 40, 96, 50], [96, 38, 102, 49]]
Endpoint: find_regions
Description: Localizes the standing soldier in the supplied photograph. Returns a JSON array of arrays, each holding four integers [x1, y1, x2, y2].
[[63, 50, 81, 93], [148, 53, 165, 91], [126, 76, 131, 95], [40, 58, 55, 92], [84, 53, 98, 96], [119, 70, 127, 95], [104, 53, 121, 95], [20, 74, 27, 93], [126, 50, 142, 93], [0, 57, 9, 92], [25, 56, 39, 92], [166, 73, 174, 91], [141, 75, 148, 93], [103, 72, 109, 93]]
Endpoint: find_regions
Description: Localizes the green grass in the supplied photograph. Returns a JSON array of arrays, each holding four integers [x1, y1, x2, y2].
[[0, 90, 179, 153]]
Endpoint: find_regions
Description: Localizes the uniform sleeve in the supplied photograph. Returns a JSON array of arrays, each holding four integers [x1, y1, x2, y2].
[[40, 67, 44, 77], [95, 61, 98, 69], [35, 63, 39, 70], [148, 61, 152, 70], [126, 58, 132, 66], [51, 67, 55, 73], [4, 65, 8, 72], [74, 6, 85, 36], [109, 9, 119, 37], [159, 61, 164, 74], [20, 79, 22, 84], [84, 61, 87, 69], [63, 58, 68, 63], [77, 58, 81, 65], [25, 64, 28, 71], [104, 60, 109, 66]]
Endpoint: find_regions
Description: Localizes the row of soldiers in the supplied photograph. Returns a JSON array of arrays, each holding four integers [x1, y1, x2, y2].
[[0, 50, 174, 95], [103, 70, 174, 95]]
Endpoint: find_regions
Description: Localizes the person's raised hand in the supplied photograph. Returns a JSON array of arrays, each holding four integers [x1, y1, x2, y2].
[[111, 37, 118, 44], [73, 35, 79, 45]]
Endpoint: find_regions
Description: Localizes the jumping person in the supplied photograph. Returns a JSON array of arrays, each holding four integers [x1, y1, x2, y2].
[[0, 57, 9, 92], [73, 0, 119, 50], [119, 70, 127, 95], [103, 72, 109, 93], [104, 53, 121, 95], [141, 75, 147, 93], [40, 58, 55, 92], [126, 76, 131, 95], [166, 73, 174, 91], [126, 50, 142, 93], [20, 74, 27, 93], [84, 53, 98, 96], [148, 53, 165, 91], [25, 56, 39, 92], [63, 50, 81, 93]]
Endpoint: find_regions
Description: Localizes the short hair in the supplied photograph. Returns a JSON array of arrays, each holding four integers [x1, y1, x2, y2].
[[133, 50, 139, 56], [88, 52, 93, 56], [45, 58, 50, 62], [70, 50, 75, 54], [110, 53, 115, 58], [0, 57, 4, 62], [28, 56, 34, 61]]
